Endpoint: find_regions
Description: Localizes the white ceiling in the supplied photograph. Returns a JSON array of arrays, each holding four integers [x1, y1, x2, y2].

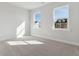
[[9, 2, 50, 10]]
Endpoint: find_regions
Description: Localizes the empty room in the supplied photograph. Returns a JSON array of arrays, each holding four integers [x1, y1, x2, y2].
[[0, 2, 79, 56]]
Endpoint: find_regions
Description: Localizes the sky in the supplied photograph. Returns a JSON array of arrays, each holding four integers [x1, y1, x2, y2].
[[54, 5, 69, 21], [35, 13, 41, 22]]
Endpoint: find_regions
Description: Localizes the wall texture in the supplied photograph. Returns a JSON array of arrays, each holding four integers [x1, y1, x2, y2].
[[31, 2, 79, 46], [0, 3, 30, 40]]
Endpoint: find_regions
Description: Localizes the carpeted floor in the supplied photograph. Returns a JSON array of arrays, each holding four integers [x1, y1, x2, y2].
[[0, 36, 79, 56]]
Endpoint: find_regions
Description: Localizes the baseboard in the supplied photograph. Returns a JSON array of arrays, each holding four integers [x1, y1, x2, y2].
[[0, 35, 16, 41], [31, 33, 79, 46]]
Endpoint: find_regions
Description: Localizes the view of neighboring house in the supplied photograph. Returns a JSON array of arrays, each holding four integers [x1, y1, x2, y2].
[[55, 18, 67, 28]]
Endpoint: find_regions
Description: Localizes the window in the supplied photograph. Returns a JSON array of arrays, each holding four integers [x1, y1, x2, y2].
[[33, 11, 41, 29], [53, 5, 69, 30]]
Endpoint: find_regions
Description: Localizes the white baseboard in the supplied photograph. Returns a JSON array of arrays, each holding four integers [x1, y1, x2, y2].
[[32, 33, 79, 46], [0, 35, 16, 41]]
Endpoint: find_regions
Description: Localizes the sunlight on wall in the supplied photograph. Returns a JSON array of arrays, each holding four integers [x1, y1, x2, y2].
[[16, 21, 25, 38], [6, 40, 44, 46]]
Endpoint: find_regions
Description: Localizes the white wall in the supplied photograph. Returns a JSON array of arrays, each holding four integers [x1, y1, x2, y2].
[[15, 5, 30, 36], [0, 3, 30, 40], [31, 2, 79, 46]]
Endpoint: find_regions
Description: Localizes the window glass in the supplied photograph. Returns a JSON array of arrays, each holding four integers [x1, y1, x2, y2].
[[53, 5, 69, 29], [33, 11, 41, 29]]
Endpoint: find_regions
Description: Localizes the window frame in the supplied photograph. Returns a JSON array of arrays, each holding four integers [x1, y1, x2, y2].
[[33, 11, 41, 29], [52, 5, 69, 30]]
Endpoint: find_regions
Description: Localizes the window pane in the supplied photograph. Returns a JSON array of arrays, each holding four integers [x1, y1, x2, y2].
[[53, 5, 69, 29], [33, 11, 41, 29]]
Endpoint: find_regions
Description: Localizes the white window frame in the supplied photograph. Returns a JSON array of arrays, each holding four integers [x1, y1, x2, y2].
[[33, 11, 41, 29], [52, 5, 69, 31]]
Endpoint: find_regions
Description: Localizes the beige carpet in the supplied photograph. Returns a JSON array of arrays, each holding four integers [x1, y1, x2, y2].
[[0, 36, 79, 56]]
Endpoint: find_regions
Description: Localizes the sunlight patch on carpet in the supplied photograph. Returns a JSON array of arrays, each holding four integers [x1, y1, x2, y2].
[[7, 41, 28, 45], [25, 40, 44, 45]]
